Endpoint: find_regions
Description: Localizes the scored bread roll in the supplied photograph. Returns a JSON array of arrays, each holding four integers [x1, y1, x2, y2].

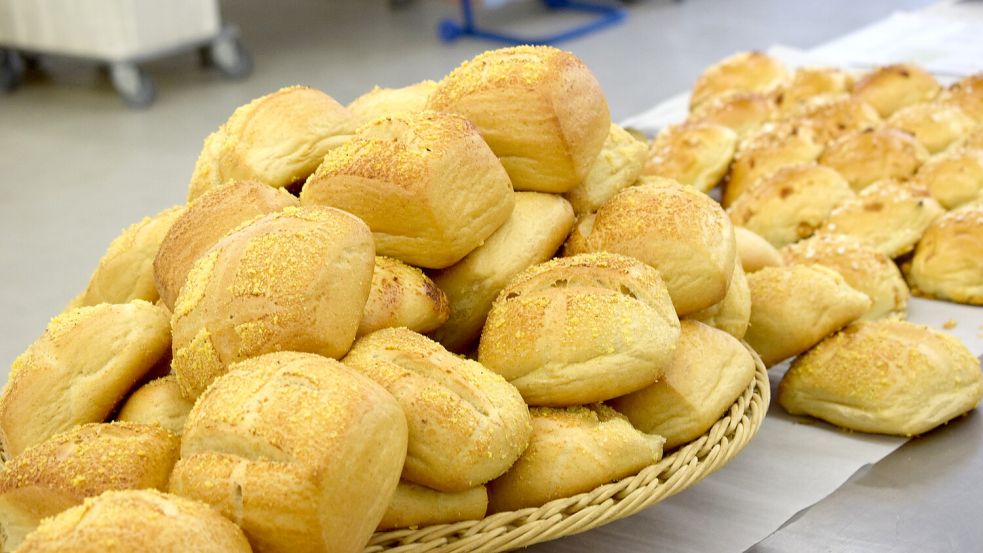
[[154, 181, 298, 310], [779, 320, 983, 436], [909, 202, 983, 305], [117, 375, 194, 436], [0, 301, 170, 458], [487, 404, 664, 513], [733, 226, 784, 273], [723, 121, 824, 207], [611, 320, 756, 449], [852, 63, 941, 118], [792, 95, 882, 145], [887, 102, 976, 154], [689, 91, 776, 138], [939, 72, 983, 123], [359, 257, 449, 337], [641, 121, 737, 193], [300, 110, 514, 268], [171, 352, 407, 553], [430, 192, 575, 353], [915, 148, 983, 209], [686, 260, 751, 339], [170, 206, 374, 400], [689, 51, 787, 110], [774, 67, 854, 116], [188, 85, 355, 200], [745, 265, 870, 367], [378, 482, 487, 531], [477, 253, 680, 406], [347, 80, 437, 127], [564, 124, 647, 215], [819, 127, 929, 192], [427, 46, 610, 193]]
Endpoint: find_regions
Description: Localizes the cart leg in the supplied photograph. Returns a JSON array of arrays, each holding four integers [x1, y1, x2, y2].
[[110, 62, 155, 108], [208, 33, 253, 79], [0, 49, 26, 93]]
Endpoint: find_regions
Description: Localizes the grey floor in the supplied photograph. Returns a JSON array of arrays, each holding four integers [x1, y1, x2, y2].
[[0, 0, 933, 377]]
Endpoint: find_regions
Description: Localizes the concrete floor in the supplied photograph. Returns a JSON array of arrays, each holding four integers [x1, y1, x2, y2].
[[0, 0, 933, 376]]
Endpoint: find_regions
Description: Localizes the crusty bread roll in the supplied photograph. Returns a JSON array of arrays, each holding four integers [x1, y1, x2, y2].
[[686, 260, 750, 339], [745, 265, 870, 367], [17, 489, 251, 553], [0, 301, 170, 458], [963, 126, 983, 150], [641, 121, 737, 193], [887, 102, 976, 154], [170, 206, 374, 399], [427, 46, 610, 193], [689, 91, 776, 138], [378, 482, 487, 531], [347, 80, 437, 127], [775, 67, 854, 116], [564, 124, 647, 215], [733, 226, 784, 273], [154, 181, 298, 310], [909, 202, 983, 305], [611, 320, 756, 449], [0, 422, 178, 552], [188, 85, 355, 200], [487, 404, 664, 513], [477, 253, 680, 405], [723, 121, 824, 207], [819, 127, 929, 191], [430, 192, 575, 353], [689, 51, 787, 110], [359, 257, 449, 337], [300, 110, 514, 268], [823, 179, 944, 258], [171, 351, 407, 553], [117, 375, 194, 436], [940, 72, 983, 123], [564, 181, 736, 315], [781, 234, 909, 320], [915, 148, 983, 209], [343, 328, 530, 492], [779, 320, 983, 436], [852, 64, 941, 118], [792, 95, 882, 145], [728, 163, 855, 248]]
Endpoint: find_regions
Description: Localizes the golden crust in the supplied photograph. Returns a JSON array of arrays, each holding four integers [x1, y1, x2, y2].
[[642, 121, 737, 193], [914, 148, 983, 209], [887, 102, 976, 154], [722, 121, 824, 207], [852, 64, 941, 117], [791, 95, 882, 145], [378, 481, 487, 531], [774, 67, 854, 116], [819, 127, 929, 191], [565, 124, 648, 215], [359, 257, 449, 337], [686, 260, 750, 339], [690, 91, 777, 138], [689, 51, 787, 110], [733, 226, 784, 273], [909, 201, 983, 305], [347, 80, 437, 128], [940, 72, 983, 123], [963, 126, 983, 150], [117, 375, 194, 436]]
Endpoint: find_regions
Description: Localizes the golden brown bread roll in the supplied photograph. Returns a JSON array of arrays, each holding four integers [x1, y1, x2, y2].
[[188, 85, 355, 201], [940, 72, 983, 123], [745, 265, 870, 367], [564, 181, 736, 315], [378, 482, 487, 531], [689, 51, 787, 110], [963, 126, 983, 150], [819, 127, 929, 191], [170, 206, 374, 400], [792, 95, 882, 145], [908, 201, 983, 305], [689, 91, 776, 138], [170, 351, 407, 553], [611, 320, 756, 449], [641, 121, 737, 193], [17, 489, 251, 553], [300, 110, 514, 268], [487, 404, 664, 513], [564, 124, 648, 215], [686, 260, 750, 339], [347, 80, 437, 127], [154, 181, 298, 310], [430, 192, 575, 353], [116, 375, 194, 436], [427, 46, 610, 193], [779, 320, 983, 436], [852, 64, 941, 118], [914, 148, 983, 209], [733, 226, 784, 273], [781, 234, 909, 320], [723, 122, 824, 207], [0, 301, 170, 458], [477, 253, 680, 406], [887, 102, 976, 154], [359, 257, 449, 337], [774, 67, 854, 116]]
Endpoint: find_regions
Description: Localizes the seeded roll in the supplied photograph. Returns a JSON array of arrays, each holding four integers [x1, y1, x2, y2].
[[689, 91, 776, 138], [819, 127, 929, 192], [378, 482, 487, 531], [733, 226, 784, 273], [687, 260, 751, 339], [775, 67, 854, 116], [887, 102, 976, 154], [117, 375, 194, 436], [792, 95, 882, 145], [941, 72, 983, 123], [565, 124, 648, 215], [359, 257, 449, 337], [689, 51, 787, 110], [642, 121, 737, 193], [347, 80, 437, 127], [909, 202, 983, 305], [915, 148, 983, 209], [723, 122, 824, 207], [852, 64, 941, 118]]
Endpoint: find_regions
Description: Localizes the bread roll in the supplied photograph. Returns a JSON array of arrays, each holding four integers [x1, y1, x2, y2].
[[487, 404, 664, 512], [728, 163, 855, 248], [300, 111, 514, 268], [686, 260, 750, 339], [117, 375, 194, 436], [378, 482, 487, 531], [909, 202, 983, 305], [154, 181, 298, 310], [359, 257, 449, 337], [427, 46, 610, 193], [171, 351, 407, 553], [17, 489, 251, 553], [690, 91, 776, 137], [478, 253, 680, 405], [852, 64, 941, 117], [781, 234, 909, 320], [0, 301, 170, 458], [887, 102, 976, 154], [823, 179, 944, 258], [565, 181, 736, 315], [779, 320, 983, 436], [792, 95, 882, 145], [170, 206, 374, 399], [819, 127, 929, 191], [430, 192, 575, 352], [940, 72, 983, 123], [963, 126, 983, 150], [689, 51, 787, 110], [347, 80, 437, 127], [745, 265, 870, 367], [642, 121, 737, 193], [723, 122, 824, 207], [734, 226, 784, 273], [915, 148, 983, 209], [565, 124, 647, 215], [188, 86, 355, 200], [611, 320, 756, 449], [775, 67, 854, 116]]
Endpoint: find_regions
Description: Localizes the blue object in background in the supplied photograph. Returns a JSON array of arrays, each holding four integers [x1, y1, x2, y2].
[[439, 0, 627, 45]]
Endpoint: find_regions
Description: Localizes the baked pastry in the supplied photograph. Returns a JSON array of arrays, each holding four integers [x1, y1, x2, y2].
[[487, 404, 664, 512], [347, 80, 437, 127], [641, 121, 737, 193], [727, 163, 855, 248], [686, 261, 750, 339], [963, 126, 983, 149], [774, 67, 854, 116], [733, 226, 784, 273], [908, 201, 983, 305], [565, 123, 648, 215], [689, 51, 787, 110], [792, 95, 882, 145], [477, 253, 680, 405], [170, 351, 407, 553], [378, 482, 487, 531], [914, 148, 983, 209], [819, 127, 929, 191], [723, 122, 824, 206], [430, 192, 575, 353], [300, 110, 514, 268], [611, 320, 756, 449], [359, 256, 449, 337], [940, 72, 983, 122], [565, 181, 736, 315], [154, 181, 298, 310], [781, 234, 909, 320], [427, 46, 610, 193], [187, 85, 355, 200], [779, 320, 983, 436], [887, 102, 976, 153], [689, 91, 776, 137], [117, 375, 194, 436], [170, 206, 375, 399], [745, 265, 870, 367], [823, 179, 944, 258], [0, 301, 170, 458], [852, 64, 941, 117]]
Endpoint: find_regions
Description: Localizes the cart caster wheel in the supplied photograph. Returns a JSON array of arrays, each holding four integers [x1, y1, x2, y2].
[[209, 35, 252, 79], [110, 62, 155, 108], [438, 20, 462, 43], [0, 50, 26, 93]]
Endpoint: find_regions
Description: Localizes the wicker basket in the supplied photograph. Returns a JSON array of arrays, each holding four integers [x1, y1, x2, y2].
[[366, 344, 770, 553]]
